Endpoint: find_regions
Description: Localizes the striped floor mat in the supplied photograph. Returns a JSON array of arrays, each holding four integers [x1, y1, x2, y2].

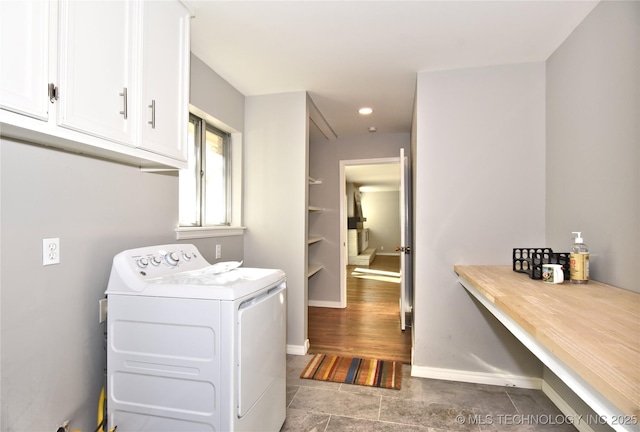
[[300, 354, 402, 390]]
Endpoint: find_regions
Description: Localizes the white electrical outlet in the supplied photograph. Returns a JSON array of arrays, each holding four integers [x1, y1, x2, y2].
[[215, 244, 222, 259], [42, 238, 60, 265]]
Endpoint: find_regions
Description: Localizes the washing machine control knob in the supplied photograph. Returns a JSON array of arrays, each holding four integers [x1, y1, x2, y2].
[[136, 257, 149, 268], [165, 252, 180, 266], [182, 252, 192, 261], [151, 255, 162, 266]]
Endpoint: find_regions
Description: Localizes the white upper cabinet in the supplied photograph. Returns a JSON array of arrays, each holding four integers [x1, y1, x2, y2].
[[0, 0, 50, 120], [0, 0, 190, 169], [57, 0, 137, 146], [138, 0, 189, 161]]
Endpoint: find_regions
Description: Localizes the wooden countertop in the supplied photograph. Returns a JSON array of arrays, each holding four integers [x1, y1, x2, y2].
[[454, 265, 640, 419]]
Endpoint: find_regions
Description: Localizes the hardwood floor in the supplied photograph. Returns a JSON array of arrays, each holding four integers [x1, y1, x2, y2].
[[308, 255, 412, 364]]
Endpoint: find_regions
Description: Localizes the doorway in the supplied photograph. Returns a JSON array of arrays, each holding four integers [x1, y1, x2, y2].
[[339, 158, 403, 309], [306, 118, 413, 362], [310, 157, 412, 362]]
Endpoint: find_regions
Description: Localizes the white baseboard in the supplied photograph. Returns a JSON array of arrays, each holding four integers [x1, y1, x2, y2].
[[308, 300, 344, 308], [376, 252, 400, 256], [410, 365, 542, 389], [286, 339, 309, 356], [542, 381, 597, 432]]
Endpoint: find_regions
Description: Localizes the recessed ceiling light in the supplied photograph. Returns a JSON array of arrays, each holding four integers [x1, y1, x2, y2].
[[358, 107, 373, 115]]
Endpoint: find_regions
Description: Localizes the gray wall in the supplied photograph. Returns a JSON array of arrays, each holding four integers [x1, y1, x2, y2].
[[188, 53, 245, 260], [361, 190, 401, 255], [412, 0, 639, 413], [414, 62, 546, 379], [1, 141, 178, 431], [190, 53, 245, 132], [542, 0, 639, 423], [545, 0, 640, 293], [0, 54, 244, 432], [308, 132, 409, 304], [243, 92, 309, 351]]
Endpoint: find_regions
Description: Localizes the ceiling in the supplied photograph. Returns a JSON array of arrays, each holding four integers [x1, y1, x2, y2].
[[189, 1, 599, 189], [189, 0, 599, 139], [345, 163, 401, 191]]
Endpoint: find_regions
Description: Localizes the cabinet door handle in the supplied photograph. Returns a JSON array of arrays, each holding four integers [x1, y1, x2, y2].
[[48, 83, 59, 103], [148, 100, 156, 129], [119, 88, 128, 119]]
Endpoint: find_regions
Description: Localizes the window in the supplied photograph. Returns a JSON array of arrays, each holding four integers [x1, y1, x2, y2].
[[179, 114, 231, 227]]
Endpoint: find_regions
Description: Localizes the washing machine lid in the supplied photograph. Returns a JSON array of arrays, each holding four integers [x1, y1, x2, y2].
[[106, 244, 285, 300], [107, 266, 285, 300]]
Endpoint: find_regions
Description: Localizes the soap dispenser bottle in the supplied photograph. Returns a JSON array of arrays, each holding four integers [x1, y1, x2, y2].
[[570, 232, 589, 284]]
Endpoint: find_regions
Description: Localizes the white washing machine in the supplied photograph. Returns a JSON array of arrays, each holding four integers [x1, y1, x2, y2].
[[105, 244, 286, 432]]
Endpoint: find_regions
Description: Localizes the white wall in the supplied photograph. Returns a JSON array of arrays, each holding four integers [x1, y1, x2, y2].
[[360, 190, 401, 254], [413, 62, 546, 381], [243, 92, 309, 352], [545, 0, 640, 292]]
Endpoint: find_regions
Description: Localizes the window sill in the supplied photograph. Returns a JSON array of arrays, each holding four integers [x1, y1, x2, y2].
[[175, 226, 246, 240]]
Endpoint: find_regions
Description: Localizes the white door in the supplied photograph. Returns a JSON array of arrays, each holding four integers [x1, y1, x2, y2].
[[57, 0, 136, 146], [0, 0, 49, 120], [138, 0, 189, 161], [399, 148, 413, 331]]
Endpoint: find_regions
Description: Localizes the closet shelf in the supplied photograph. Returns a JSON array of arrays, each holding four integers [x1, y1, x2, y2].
[[307, 264, 324, 278], [308, 236, 324, 245]]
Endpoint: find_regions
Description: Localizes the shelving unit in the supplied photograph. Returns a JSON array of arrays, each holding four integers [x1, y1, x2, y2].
[[307, 177, 323, 279]]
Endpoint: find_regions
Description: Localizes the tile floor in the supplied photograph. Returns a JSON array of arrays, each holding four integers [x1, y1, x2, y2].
[[282, 355, 578, 432]]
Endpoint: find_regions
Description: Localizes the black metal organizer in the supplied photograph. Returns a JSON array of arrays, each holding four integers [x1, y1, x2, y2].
[[513, 248, 570, 281]]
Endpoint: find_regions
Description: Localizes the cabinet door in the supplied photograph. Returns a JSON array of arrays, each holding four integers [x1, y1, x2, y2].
[[0, 0, 49, 120], [138, 0, 189, 161], [57, 0, 137, 146]]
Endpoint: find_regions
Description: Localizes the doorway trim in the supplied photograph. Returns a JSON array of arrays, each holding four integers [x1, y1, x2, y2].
[[339, 157, 400, 307]]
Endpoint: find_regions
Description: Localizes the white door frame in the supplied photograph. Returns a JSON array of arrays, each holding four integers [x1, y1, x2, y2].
[[339, 157, 400, 308]]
